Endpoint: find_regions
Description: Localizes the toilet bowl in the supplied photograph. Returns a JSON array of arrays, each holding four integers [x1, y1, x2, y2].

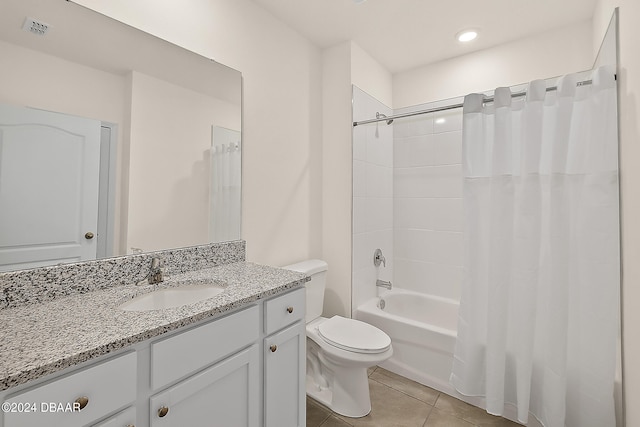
[[306, 316, 393, 417], [283, 259, 393, 417]]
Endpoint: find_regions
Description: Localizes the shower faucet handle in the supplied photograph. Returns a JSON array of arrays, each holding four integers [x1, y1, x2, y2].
[[373, 248, 386, 267]]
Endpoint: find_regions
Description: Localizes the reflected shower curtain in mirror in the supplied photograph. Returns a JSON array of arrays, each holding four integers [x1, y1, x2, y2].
[[450, 66, 619, 427], [210, 127, 242, 242]]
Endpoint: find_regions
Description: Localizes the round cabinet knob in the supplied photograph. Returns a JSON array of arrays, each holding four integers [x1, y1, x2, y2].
[[74, 396, 89, 410], [286, 306, 294, 314], [126, 425, 135, 427], [84, 232, 94, 240], [158, 406, 169, 418], [270, 345, 277, 353]]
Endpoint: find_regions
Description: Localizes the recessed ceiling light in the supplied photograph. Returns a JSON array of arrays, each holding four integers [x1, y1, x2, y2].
[[457, 29, 478, 43]]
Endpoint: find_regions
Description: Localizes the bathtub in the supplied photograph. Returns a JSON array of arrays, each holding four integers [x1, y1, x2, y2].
[[357, 289, 622, 427], [355, 288, 460, 395]]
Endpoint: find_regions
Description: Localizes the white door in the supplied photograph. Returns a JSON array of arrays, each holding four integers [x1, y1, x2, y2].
[[0, 104, 101, 271]]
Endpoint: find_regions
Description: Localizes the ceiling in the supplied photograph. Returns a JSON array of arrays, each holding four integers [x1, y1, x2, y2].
[[249, 0, 598, 74]]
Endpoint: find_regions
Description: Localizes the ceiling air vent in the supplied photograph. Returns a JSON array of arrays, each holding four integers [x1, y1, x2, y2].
[[22, 17, 51, 36]]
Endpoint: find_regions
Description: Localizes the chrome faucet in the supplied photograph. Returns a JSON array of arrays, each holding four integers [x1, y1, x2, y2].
[[135, 257, 165, 286], [376, 279, 392, 290], [148, 257, 164, 285]]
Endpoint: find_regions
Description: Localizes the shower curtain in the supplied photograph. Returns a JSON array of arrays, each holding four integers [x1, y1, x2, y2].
[[210, 127, 242, 242], [450, 66, 619, 427]]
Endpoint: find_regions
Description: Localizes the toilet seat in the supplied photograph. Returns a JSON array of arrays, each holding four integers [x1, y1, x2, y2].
[[317, 316, 391, 354]]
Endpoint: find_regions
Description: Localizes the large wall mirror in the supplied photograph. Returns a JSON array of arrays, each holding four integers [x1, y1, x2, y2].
[[0, 0, 242, 272]]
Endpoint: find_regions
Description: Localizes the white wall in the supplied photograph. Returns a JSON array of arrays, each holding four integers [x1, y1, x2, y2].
[[593, 2, 640, 426], [393, 105, 463, 301], [323, 42, 394, 318], [351, 42, 393, 109], [73, 0, 324, 267], [321, 42, 353, 317], [352, 87, 393, 314], [126, 71, 240, 253], [0, 41, 125, 123], [393, 20, 593, 108]]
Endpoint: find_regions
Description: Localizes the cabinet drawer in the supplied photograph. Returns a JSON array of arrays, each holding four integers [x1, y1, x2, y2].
[[151, 305, 259, 390], [264, 288, 305, 335], [3, 352, 136, 427]]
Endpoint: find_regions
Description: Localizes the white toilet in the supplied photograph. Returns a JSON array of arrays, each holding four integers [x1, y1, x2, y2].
[[284, 259, 393, 418]]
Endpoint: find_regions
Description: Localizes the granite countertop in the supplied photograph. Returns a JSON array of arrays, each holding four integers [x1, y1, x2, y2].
[[0, 262, 308, 391]]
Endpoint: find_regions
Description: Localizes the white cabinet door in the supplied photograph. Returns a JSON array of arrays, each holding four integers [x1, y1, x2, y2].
[[264, 321, 306, 427], [149, 345, 259, 427], [91, 406, 136, 427]]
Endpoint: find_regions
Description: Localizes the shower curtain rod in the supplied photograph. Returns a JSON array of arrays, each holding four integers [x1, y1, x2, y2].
[[352, 78, 599, 127]]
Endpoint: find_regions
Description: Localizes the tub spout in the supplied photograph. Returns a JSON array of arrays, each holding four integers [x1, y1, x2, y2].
[[376, 279, 392, 290]]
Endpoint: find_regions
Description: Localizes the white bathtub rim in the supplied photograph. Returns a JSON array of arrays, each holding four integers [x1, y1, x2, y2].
[[358, 288, 458, 338], [379, 287, 460, 306]]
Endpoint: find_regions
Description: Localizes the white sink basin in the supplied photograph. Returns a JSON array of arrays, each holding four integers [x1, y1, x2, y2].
[[119, 284, 225, 312]]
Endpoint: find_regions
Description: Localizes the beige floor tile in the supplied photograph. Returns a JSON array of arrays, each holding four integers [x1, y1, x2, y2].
[[475, 417, 523, 427], [370, 367, 440, 405], [308, 372, 521, 427], [307, 398, 332, 427], [367, 366, 378, 376], [434, 394, 521, 426], [423, 408, 475, 427], [336, 379, 433, 427], [321, 415, 355, 426]]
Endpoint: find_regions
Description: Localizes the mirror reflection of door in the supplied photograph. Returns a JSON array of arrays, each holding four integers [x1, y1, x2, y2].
[[0, 104, 101, 271]]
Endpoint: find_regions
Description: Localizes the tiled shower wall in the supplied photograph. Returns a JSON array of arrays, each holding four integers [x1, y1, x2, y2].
[[393, 102, 464, 301], [352, 88, 465, 314], [352, 87, 394, 315]]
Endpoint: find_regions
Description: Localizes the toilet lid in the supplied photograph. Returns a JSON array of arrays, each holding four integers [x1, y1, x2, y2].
[[318, 316, 391, 354]]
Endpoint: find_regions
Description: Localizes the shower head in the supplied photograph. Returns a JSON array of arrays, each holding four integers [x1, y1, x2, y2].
[[376, 112, 393, 125]]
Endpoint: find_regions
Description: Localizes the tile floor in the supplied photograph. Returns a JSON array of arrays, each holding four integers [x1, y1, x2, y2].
[[306, 367, 522, 427]]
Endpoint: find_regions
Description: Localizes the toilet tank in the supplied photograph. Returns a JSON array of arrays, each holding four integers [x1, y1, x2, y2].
[[282, 259, 328, 323]]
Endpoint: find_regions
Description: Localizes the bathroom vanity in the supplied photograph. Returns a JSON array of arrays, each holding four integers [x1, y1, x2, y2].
[[0, 243, 307, 427]]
